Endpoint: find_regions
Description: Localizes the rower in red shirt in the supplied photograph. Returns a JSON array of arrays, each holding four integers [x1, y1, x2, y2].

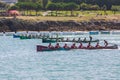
[[48, 43, 54, 49], [95, 42, 100, 47], [63, 43, 70, 49], [87, 42, 93, 48], [55, 43, 61, 48], [71, 43, 77, 49], [78, 42, 83, 48]]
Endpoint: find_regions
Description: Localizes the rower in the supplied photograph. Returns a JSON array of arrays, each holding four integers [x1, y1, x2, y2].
[[56, 38, 59, 42], [63, 43, 70, 49], [95, 42, 100, 47], [61, 38, 64, 42], [46, 35, 49, 38], [78, 42, 83, 48], [78, 38, 81, 42], [89, 36, 92, 41], [55, 43, 60, 48], [66, 38, 69, 41], [48, 43, 54, 48], [104, 40, 108, 47], [87, 42, 93, 48], [83, 38, 86, 41], [71, 43, 77, 49], [72, 38, 75, 42]]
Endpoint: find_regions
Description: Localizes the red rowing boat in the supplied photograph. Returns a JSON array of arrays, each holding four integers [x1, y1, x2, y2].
[[37, 44, 118, 52]]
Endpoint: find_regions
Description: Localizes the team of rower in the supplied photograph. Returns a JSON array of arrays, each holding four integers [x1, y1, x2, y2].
[[60, 36, 92, 42], [48, 40, 108, 49]]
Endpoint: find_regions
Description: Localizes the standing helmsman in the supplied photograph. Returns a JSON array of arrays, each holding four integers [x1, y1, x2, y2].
[[104, 40, 108, 47]]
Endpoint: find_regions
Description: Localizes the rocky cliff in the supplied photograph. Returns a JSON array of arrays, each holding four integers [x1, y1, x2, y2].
[[0, 18, 120, 32]]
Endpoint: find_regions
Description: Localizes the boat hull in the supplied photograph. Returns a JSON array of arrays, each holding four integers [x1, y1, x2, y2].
[[89, 31, 99, 35], [20, 36, 31, 39], [13, 34, 20, 38], [37, 44, 118, 52]]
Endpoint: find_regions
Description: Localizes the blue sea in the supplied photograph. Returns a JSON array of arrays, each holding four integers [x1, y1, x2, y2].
[[0, 34, 120, 80]]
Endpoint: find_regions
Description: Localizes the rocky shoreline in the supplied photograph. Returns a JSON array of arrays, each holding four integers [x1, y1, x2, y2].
[[0, 18, 120, 32]]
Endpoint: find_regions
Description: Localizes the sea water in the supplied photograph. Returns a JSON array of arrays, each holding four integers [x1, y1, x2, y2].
[[0, 34, 120, 80]]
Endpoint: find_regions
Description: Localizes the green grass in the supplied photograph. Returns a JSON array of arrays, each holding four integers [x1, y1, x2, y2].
[[50, 10, 119, 15], [18, 10, 120, 16], [1, 10, 119, 22]]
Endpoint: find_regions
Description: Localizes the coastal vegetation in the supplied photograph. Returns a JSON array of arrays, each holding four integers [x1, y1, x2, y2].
[[0, 0, 120, 32], [0, 0, 119, 17], [5, 0, 119, 19], [17, 0, 120, 10]]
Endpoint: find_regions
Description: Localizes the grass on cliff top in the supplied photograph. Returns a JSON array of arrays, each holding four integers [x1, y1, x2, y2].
[[22, 10, 120, 16], [17, 10, 120, 22], [16, 14, 120, 22], [1, 10, 120, 22]]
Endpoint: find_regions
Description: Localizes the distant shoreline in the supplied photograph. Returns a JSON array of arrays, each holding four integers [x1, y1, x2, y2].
[[0, 15, 120, 32]]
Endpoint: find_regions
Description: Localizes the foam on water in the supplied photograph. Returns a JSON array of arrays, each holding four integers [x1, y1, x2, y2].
[[0, 35, 120, 80]]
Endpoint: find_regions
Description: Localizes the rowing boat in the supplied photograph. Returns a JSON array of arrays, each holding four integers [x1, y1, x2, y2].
[[13, 34, 20, 38], [19, 36, 46, 39], [100, 31, 110, 34], [37, 45, 70, 51], [13, 35, 36, 39], [19, 35, 63, 40], [42, 38, 99, 43], [89, 31, 99, 35], [20, 36, 31, 39], [37, 44, 118, 52]]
